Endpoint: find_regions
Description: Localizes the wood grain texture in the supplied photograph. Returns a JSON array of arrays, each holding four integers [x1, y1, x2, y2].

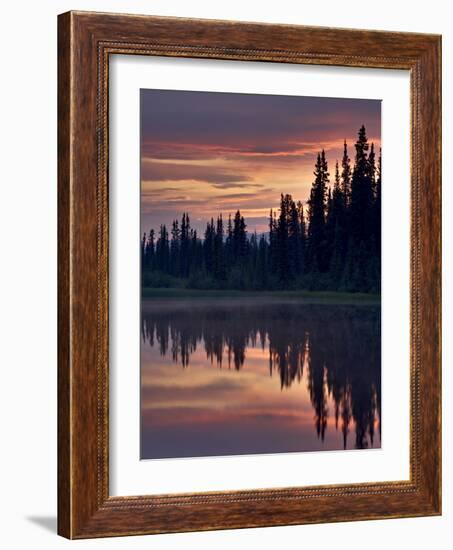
[[57, 11, 71, 538], [57, 10, 441, 539]]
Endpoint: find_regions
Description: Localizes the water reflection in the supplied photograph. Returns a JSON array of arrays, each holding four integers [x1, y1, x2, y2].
[[141, 299, 381, 459]]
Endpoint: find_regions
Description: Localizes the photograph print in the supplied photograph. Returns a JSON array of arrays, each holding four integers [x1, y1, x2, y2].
[[140, 89, 381, 459]]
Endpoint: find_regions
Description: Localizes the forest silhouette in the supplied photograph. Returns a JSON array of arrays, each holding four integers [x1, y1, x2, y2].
[[142, 302, 381, 450], [142, 125, 381, 293]]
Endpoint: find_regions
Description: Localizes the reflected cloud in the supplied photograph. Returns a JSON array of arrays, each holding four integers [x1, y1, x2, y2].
[[141, 300, 381, 458]]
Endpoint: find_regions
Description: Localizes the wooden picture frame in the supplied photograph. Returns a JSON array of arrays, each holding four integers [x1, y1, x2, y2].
[[58, 10, 441, 539]]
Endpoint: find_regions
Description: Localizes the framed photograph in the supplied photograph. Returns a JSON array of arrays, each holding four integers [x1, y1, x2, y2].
[[58, 11, 441, 539]]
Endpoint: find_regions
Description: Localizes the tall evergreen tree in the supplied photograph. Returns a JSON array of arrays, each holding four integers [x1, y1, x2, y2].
[[288, 197, 302, 278], [277, 194, 290, 282], [145, 229, 155, 269], [141, 232, 147, 267], [307, 150, 329, 273], [203, 218, 215, 275], [341, 140, 352, 206], [239, 215, 248, 259], [225, 213, 233, 268], [350, 125, 373, 243], [368, 142, 376, 197], [269, 209, 278, 276], [170, 219, 180, 276], [232, 210, 248, 262], [214, 215, 226, 281], [156, 224, 169, 272], [298, 201, 306, 273], [189, 229, 201, 276], [180, 213, 191, 277], [325, 186, 334, 268], [257, 234, 268, 289], [327, 162, 348, 283]]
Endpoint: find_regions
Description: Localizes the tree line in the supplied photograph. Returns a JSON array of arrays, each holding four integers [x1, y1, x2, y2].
[[142, 125, 381, 293]]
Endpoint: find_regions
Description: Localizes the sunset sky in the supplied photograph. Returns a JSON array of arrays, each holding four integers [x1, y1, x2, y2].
[[140, 89, 381, 235]]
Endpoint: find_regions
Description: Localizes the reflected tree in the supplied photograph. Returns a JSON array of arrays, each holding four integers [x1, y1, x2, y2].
[[142, 303, 381, 449]]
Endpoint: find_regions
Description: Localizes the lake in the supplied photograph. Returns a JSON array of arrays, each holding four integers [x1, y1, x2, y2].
[[141, 297, 381, 459]]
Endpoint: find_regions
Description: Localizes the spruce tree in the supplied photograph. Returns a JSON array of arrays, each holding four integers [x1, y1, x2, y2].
[[350, 125, 373, 243], [214, 215, 226, 281], [156, 224, 169, 273], [327, 161, 347, 282], [297, 201, 306, 274], [146, 229, 155, 269], [277, 194, 290, 282], [239, 214, 248, 259], [203, 219, 215, 276], [141, 232, 147, 267], [225, 213, 233, 268], [232, 210, 241, 261], [341, 140, 352, 206], [269, 209, 278, 276], [368, 142, 376, 197], [170, 219, 180, 276], [288, 197, 302, 278], [307, 150, 329, 273], [257, 235, 268, 289]]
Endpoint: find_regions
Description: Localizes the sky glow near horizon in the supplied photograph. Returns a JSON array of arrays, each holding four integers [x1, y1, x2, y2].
[[140, 89, 381, 236]]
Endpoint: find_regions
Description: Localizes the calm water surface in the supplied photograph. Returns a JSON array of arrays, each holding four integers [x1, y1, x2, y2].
[[141, 298, 381, 459]]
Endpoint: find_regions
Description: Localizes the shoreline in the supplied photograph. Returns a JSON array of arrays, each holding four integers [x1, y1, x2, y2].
[[141, 287, 381, 305]]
